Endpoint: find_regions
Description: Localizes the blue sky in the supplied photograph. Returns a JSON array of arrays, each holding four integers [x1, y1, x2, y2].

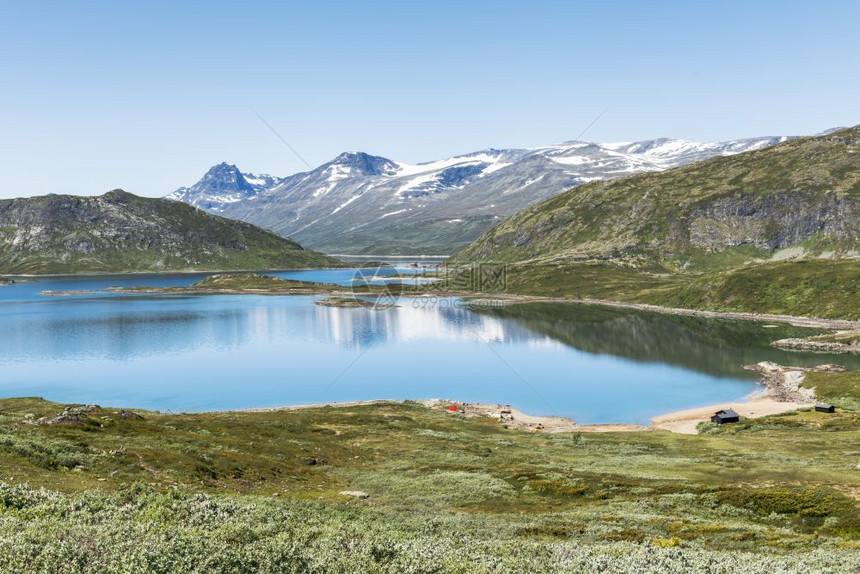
[[1, 0, 858, 198]]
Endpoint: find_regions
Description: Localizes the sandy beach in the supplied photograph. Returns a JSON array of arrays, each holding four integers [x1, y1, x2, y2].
[[417, 399, 648, 433], [232, 360, 837, 436], [649, 361, 845, 433], [649, 397, 811, 434], [235, 395, 806, 436]]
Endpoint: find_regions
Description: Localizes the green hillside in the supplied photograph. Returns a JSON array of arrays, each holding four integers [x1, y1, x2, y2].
[[454, 127, 860, 319], [0, 190, 342, 274], [458, 126, 860, 268]]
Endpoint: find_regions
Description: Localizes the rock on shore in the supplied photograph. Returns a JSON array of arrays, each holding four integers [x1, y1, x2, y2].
[[743, 361, 844, 402], [772, 337, 860, 354]]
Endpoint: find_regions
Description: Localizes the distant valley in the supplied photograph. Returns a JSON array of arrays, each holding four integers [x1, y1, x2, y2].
[[168, 134, 794, 255]]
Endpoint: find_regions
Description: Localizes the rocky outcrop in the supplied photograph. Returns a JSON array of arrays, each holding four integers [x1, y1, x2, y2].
[[686, 192, 857, 252], [115, 409, 145, 421], [28, 404, 100, 426], [772, 338, 860, 354], [314, 297, 372, 308], [340, 490, 370, 499], [167, 162, 285, 212], [743, 362, 844, 402]]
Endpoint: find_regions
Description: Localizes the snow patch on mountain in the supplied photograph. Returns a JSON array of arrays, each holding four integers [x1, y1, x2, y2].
[[167, 162, 285, 212], [380, 209, 409, 219], [166, 130, 804, 253]]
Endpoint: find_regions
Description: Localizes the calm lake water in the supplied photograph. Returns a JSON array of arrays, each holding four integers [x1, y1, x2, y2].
[[2, 269, 858, 424]]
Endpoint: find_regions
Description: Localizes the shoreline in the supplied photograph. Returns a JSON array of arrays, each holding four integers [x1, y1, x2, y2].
[[234, 398, 644, 433], [649, 361, 843, 434], [17, 270, 858, 330], [232, 361, 837, 435], [333, 254, 450, 260], [465, 295, 860, 330], [648, 397, 813, 435], [8, 361, 833, 436], [772, 334, 860, 354], [89, 288, 860, 330], [105, 284, 860, 330], [231, 392, 806, 436]]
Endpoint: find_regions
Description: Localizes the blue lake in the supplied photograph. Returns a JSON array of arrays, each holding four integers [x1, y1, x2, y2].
[[1, 270, 857, 424]]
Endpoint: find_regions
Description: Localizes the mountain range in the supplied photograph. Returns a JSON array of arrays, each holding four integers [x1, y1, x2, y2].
[[449, 125, 860, 319], [167, 134, 793, 255], [0, 190, 339, 274], [458, 126, 860, 267]]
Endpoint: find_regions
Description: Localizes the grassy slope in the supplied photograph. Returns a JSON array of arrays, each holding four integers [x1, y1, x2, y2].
[[451, 127, 860, 320], [0, 191, 344, 274], [647, 259, 860, 319], [804, 370, 860, 411], [0, 398, 858, 571], [189, 273, 336, 290], [458, 127, 860, 266], [494, 259, 860, 320]]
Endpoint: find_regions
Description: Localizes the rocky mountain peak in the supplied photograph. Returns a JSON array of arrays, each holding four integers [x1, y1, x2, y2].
[[329, 152, 398, 176], [167, 128, 832, 254], [102, 188, 133, 200], [198, 163, 253, 192]]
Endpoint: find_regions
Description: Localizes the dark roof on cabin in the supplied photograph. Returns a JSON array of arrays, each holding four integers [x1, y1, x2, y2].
[[815, 403, 834, 408], [714, 409, 739, 417]]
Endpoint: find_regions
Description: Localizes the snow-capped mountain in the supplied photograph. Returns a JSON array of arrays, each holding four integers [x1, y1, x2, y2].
[[167, 162, 284, 212], [167, 134, 794, 255]]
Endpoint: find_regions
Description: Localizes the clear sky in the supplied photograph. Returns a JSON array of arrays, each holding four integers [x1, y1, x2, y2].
[[1, 0, 858, 199]]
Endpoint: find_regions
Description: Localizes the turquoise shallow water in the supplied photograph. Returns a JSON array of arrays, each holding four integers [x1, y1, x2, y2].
[[1, 270, 857, 424]]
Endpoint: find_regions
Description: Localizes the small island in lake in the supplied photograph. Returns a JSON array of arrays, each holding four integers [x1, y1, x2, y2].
[[314, 296, 376, 308], [107, 273, 345, 296]]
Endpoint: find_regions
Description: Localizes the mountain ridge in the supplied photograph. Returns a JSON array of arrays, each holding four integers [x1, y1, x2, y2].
[[0, 189, 341, 274], [167, 163, 285, 212], [457, 126, 860, 268], [167, 133, 797, 254]]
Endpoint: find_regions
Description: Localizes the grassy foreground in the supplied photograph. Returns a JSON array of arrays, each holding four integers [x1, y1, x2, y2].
[[0, 396, 858, 572]]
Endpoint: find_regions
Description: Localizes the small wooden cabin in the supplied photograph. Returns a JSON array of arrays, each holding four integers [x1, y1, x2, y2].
[[710, 408, 740, 424], [815, 403, 836, 413]]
